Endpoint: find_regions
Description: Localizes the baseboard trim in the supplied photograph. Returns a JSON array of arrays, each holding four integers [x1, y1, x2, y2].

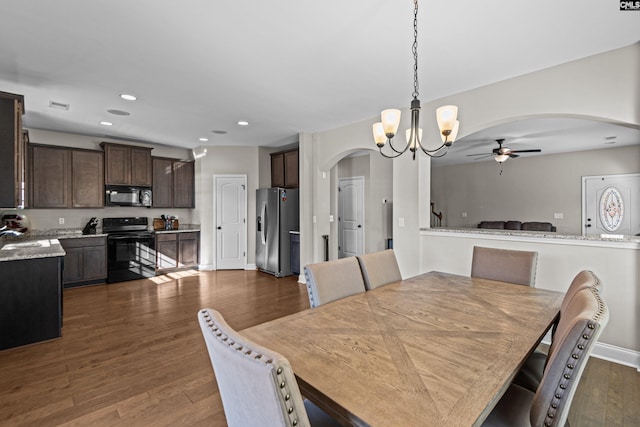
[[591, 342, 640, 371], [245, 264, 257, 271], [199, 264, 215, 271]]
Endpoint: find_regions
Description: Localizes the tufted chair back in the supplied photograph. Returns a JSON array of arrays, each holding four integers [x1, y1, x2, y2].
[[530, 287, 609, 426], [471, 246, 539, 287], [560, 270, 602, 313], [198, 309, 311, 427], [356, 249, 402, 290], [303, 257, 366, 307]]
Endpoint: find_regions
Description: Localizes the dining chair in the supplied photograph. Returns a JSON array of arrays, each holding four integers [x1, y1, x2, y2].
[[514, 270, 603, 392], [470, 246, 539, 286], [197, 308, 340, 427], [482, 286, 609, 427], [303, 257, 366, 307], [356, 249, 402, 290]]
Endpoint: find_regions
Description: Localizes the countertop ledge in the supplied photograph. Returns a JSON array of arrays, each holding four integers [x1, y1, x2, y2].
[[421, 227, 640, 248]]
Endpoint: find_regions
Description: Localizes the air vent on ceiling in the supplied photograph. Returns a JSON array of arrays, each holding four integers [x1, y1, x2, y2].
[[107, 109, 130, 116], [49, 101, 70, 110]]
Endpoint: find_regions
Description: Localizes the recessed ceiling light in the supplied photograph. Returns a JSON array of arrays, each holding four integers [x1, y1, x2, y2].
[[237, 121, 249, 126], [212, 130, 228, 134], [107, 109, 130, 116], [199, 137, 209, 142], [120, 94, 137, 101], [100, 121, 113, 126]]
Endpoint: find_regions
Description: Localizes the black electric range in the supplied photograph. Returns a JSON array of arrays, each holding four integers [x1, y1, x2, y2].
[[103, 217, 155, 283]]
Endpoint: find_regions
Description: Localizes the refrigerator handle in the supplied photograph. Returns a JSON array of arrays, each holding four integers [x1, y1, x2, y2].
[[260, 203, 267, 245]]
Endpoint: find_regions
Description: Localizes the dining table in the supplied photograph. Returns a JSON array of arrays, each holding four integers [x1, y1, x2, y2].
[[242, 271, 564, 426]]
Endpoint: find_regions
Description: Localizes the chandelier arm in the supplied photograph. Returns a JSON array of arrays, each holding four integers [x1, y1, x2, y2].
[[378, 145, 410, 159], [417, 142, 451, 158], [387, 137, 410, 154]]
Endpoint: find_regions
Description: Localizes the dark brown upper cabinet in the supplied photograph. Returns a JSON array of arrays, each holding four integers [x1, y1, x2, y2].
[[101, 142, 152, 186], [270, 148, 298, 188], [152, 157, 195, 208], [0, 91, 25, 208], [29, 144, 104, 209]]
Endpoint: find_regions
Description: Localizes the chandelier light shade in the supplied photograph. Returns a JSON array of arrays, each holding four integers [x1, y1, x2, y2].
[[373, 0, 461, 160]]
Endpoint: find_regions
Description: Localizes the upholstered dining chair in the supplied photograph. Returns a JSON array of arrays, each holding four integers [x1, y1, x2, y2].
[[197, 309, 340, 427], [356, 249, 402, 290], [482, 286, 609, 427], [514, 270, 603, 393], [303, 257, 366, 308], [471, 246, 539, 287]]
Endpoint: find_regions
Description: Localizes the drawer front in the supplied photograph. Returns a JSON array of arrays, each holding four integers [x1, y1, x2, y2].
[[156, 233, 178, 242], [60, 236, 107, 249]]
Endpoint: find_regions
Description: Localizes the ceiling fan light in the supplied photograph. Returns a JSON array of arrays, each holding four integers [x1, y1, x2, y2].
[[373, 122, 387, 146], [436, 105, 458, 133], [495, 154, 509, 163], [381, 109, 401, 137]]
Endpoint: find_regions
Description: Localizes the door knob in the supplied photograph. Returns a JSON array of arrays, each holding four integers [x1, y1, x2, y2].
[[357, 225, 362, 228], [217, 226, 222, 230]]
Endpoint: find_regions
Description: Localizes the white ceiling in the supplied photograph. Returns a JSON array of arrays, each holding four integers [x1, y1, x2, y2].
[[0, 1, 638, 163]]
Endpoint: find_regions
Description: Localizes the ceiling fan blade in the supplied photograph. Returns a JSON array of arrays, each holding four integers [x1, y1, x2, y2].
[[466, 152, 493, 157], [509, 153, 520, 158], [510, 149, 542, 153], [473, 154, 495, 160]]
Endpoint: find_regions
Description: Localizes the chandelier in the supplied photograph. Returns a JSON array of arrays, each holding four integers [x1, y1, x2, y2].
[[373, 0, 460, 160]]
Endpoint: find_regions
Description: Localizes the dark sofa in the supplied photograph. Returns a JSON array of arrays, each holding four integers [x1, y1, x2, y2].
[[478, 220, 556, 232]]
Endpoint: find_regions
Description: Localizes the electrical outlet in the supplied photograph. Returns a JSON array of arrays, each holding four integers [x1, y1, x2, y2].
[[329, 215, 334, 222], [398, 217, 405, 228], [58, 218, 65, 225], [554, 213, 564, 219], [461, 212, 468, 218]]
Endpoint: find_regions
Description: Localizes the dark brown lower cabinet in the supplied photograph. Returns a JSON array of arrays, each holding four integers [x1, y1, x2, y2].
[[156, 231, 200, 272], [60, 237, 107, 288], [0, 256, 62, 350]]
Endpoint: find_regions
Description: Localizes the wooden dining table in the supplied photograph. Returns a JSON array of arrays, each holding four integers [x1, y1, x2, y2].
[[242, 271, 564, 426]]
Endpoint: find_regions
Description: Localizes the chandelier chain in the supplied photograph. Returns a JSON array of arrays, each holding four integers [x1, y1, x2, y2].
[[412, 0, 419, 100]]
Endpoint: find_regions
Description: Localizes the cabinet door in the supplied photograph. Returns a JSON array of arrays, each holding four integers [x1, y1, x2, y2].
[[156, 234, 178, 270], [131, 147, 152, 186], [72, 150, 104, 208], [62, 247, 83, 283], [178, 232, 199, 267], [31, 145, 71, 208], [0, 94, 23, 208], [82, 245, 107, 281], [103, 144, 131, 185], [173, 161, 195, 208], [271, 152, 285, 188], [152, 157, 173, 208], [284, 149, 299, 188]]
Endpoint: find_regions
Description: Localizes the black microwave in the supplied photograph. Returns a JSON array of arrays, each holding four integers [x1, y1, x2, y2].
[[105, 185, 152, 207]]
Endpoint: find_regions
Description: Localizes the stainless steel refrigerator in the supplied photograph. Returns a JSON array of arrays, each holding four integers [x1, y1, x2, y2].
[[256, 188, 299, 277]]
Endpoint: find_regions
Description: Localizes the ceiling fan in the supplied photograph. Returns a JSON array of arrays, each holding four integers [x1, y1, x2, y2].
[[466, 138, 542, 163]]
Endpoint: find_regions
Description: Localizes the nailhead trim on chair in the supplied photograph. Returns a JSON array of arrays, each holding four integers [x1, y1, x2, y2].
[[542, 287, 606, 427], [303, 268, 318, 308], [200, 309, 303, 427]]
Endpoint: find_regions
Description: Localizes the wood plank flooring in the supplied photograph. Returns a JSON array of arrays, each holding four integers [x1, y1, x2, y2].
[[0, 270, 637, 426]]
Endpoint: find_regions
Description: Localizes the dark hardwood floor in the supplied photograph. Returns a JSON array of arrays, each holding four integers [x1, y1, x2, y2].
[[0, 270, 637, 426]]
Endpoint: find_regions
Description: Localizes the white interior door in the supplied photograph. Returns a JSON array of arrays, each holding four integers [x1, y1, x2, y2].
[[338, 176, 364, 258], [583, 173, 640, 236], [215, 175, 247, 269]]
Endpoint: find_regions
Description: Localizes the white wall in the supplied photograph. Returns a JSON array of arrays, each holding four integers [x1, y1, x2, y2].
[[432, 145, 640, 233], [193, 146, 259, 269]]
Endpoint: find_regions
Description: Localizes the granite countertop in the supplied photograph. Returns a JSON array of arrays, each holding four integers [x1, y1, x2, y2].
[[0, 238, 66, 262], [154, 224, 201, 234], [421, 227, 640, 244]]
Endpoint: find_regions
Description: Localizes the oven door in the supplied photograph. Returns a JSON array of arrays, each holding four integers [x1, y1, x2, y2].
[[106, 233, 156, 283]]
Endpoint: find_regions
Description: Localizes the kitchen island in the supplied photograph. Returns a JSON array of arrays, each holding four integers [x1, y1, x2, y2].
[[0, 238, 65, 350]]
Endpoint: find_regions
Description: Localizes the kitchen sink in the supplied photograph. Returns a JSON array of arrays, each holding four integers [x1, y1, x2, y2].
[[1, 239, 52, 250]]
